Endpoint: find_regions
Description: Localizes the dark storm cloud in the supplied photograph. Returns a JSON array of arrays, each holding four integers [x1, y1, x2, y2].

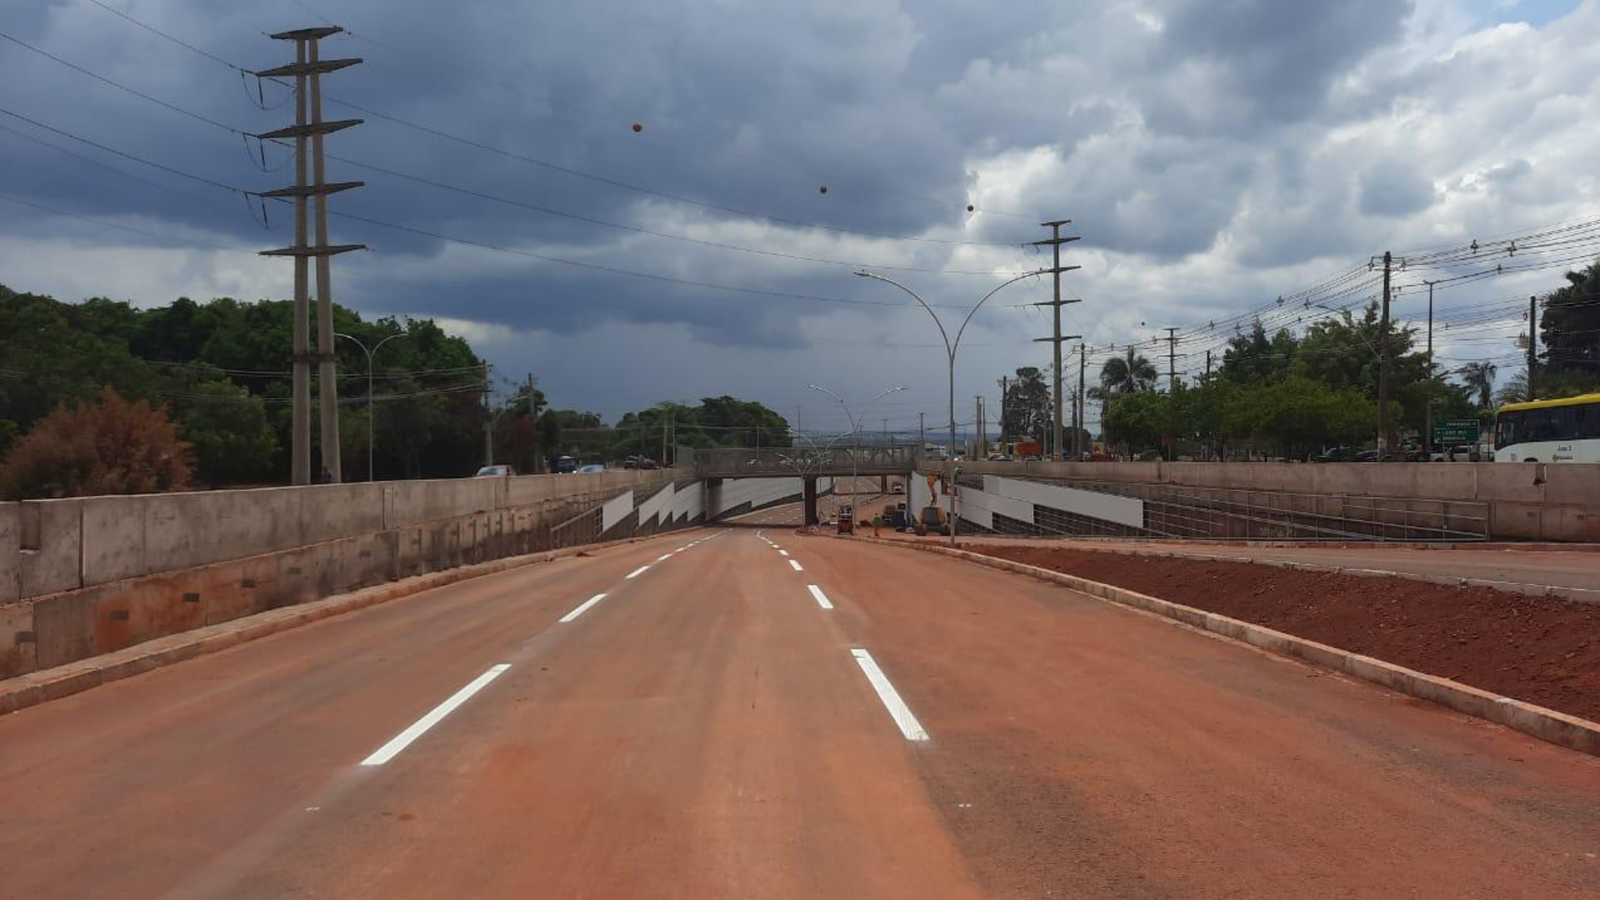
[[4, 0, 1595, 420]]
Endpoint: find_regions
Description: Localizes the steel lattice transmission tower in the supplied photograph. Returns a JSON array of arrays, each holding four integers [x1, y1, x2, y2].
[[256, 26, 365, 485]]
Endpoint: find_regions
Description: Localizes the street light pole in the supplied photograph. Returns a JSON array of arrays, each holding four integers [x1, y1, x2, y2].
[[855, 269, 1045, 461], [806, 383, 906, 515], [335, 331, 407, 481], [855, 269, 1044, 544]]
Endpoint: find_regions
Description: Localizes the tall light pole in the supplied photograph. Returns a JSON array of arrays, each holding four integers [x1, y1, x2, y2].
[[335, 331, 407, 481], [855, 270, 1045, 460], [806, 383, 906, 511]]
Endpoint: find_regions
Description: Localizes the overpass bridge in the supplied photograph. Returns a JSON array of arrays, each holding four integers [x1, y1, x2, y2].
[[690, 445, 922, 526]]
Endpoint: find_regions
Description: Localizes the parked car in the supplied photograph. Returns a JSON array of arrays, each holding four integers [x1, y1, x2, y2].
[[551, 454, 578, 473], [577, 463, 606, 474], [474, 464, 515, 477], [1312, 446, 1354, 463], [1448, 444, 1480, 462]]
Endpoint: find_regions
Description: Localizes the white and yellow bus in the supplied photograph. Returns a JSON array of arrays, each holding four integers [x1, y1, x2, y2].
[[1493, 393, 1600, 463]]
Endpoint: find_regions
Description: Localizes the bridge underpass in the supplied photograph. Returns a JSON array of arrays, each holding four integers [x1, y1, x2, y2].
[[693, 446, 919, 526]]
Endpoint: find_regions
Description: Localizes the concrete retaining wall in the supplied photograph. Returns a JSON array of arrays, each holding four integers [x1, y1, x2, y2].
[[948, 461, 1600, 542], [0, 470, 673, 681]]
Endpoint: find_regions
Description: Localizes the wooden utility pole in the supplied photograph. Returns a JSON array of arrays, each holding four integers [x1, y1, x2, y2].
[[257, 26, 364, 484], [1032, 220, 1082, 461]]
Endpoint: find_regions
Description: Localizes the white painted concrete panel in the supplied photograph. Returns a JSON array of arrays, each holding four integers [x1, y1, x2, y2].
[[991, 476, 1144, 529], [601, 491, 635, 532]]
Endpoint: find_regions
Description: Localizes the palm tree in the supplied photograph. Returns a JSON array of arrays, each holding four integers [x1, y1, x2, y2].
[[1495, 370, 1531, 406], [1458, 361, 1497, 409], [1099, 348, 1158, 394]]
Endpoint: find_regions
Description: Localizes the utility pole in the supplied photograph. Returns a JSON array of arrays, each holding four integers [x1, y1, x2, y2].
[[526, 373, 538, 473], [1033, 333, 1081, 457], [1163, 327, 1179, 390], [1205, 348, 1212, 380], [1528, 295, 1538, 400], [1077, 344, 1087, 460], [918, 411, 925, 448], [258, 27, 364, 485], [482, 361, 492, 467], [882, 417, 890, 445], [1376, 251, 1393, 454], [1032, 220, 1082, 462], [974, 396, 984, 458], [997, 375, 1009, 440], [1425, 280, 1437, 363]]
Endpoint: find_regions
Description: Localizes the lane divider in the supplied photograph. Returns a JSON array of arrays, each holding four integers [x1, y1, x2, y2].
[[778, 550, 790, 557], [788, 559, 804, 572], [559, 593, 608, 623], [807, 584, 835, 610], [850, 649, 929, 742], [626, 565, 650, 579], [360, 664, 511, 766]]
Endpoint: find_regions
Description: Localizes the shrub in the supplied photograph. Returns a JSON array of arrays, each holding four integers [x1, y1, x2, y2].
[[1, 387, 192, 498]]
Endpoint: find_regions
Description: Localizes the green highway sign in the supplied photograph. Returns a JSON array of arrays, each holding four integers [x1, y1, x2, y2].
[[1433, 418, 1480, 445]]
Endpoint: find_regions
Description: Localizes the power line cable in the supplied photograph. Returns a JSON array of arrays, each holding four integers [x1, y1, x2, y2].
[[70, 6, 1034, 249]]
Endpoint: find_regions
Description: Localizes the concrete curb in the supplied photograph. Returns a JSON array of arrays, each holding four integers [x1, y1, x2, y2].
[[841, 534, 1600, 759], [0, 533, 669, 717]]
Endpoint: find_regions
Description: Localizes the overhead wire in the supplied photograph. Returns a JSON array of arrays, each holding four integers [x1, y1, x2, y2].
[[2, 101, 1037, 311], [66, 7, 1038, 249], [1, 28, 1034, 278]]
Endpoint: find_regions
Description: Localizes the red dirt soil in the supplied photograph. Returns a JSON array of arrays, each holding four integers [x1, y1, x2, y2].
[[975, 545, 1600, 723]]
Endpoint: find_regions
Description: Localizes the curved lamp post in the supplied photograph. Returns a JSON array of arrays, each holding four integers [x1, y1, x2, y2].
[[855, 270, 1045, 460], [854, 270, 1044, 542], [335, 331, 407, 481], [806, 383, 906, 515]]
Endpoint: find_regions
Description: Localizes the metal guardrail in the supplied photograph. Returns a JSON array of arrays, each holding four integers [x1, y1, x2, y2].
[[692, 445, 921, 478]]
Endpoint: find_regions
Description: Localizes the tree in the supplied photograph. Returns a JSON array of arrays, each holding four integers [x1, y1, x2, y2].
[[2, 388, 192, 499], [1102, 389, 1171, 456], [1100, 348, 1158, 394], [1218, 319, 1297, 384], [1457, 361, 1497, 409], [1000, 366, 1051, 443], [1540, 259, 1600, 388], [175, 381, 277, 486], [1497, 371, 1532, 406]]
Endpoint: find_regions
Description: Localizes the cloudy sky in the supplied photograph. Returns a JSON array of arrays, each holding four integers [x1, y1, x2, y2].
[[3, 0, 1597, 434]]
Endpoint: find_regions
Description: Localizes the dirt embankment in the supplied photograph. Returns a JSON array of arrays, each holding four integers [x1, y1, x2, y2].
[[976, 545, 1600, 723]]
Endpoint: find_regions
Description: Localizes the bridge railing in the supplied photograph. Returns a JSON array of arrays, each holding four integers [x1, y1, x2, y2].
[[691, 445, 921, 478]]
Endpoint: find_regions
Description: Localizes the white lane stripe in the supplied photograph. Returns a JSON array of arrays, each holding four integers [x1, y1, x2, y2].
[[627, 565, 650, 579], [778, 550, 790, 557], [788, 559, 803, 571], [807, 584, 835, 610], [559, 593, 607, 623], [360, 664, 511, 766], [657, 554, 673, 562], [850, 649, 928, 742]]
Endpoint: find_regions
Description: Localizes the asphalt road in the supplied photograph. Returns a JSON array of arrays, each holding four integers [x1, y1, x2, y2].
[[2, 528, 1598, 899]]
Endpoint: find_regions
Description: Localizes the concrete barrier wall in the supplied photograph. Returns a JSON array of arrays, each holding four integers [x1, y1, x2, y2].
[[4, 470, 671, 603], [0, 470, 676, 681], [947, 460, 1600, 541]]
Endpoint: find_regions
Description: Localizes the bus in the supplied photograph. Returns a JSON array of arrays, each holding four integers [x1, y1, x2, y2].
[[1492, 393, 1600, 463]]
